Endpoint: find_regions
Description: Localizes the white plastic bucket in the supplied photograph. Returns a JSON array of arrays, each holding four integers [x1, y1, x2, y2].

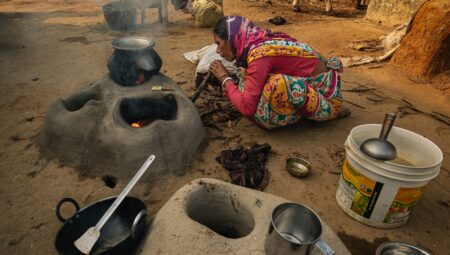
[[336, 124, 443, 228]]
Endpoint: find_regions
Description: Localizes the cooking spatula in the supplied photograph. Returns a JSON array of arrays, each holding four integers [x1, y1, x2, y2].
[[74, 155, 156, 254]]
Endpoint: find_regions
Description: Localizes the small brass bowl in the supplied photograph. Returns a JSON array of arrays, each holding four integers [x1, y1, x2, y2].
[[286, 157, 311, 178]]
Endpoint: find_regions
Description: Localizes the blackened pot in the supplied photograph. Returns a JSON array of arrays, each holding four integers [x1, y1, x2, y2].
[[107, 37, 162, 86], [54, 196, 147, 255], [103, 1, 136, 31], [170, 0, 188, 10]]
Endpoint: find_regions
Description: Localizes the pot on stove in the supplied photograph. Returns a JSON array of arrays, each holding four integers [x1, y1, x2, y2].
[[107, 36, 162, 86]]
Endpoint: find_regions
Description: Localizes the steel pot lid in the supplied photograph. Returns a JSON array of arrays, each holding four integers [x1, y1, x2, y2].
[[111, 36, 155, 51]]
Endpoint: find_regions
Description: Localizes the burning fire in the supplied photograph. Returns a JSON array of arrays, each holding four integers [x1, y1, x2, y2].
[[131, 122, 142, 128], [131, 119, 154, 128]]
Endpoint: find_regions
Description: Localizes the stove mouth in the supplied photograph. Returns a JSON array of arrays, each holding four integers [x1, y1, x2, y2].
[[119, 94, 177, 127], [62, 88, 102, 112], [186, 186, 255, 239]]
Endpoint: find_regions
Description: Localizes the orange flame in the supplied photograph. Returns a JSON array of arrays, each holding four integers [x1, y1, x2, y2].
[[131, 122, 141, 128], [131, 119, 154, 128]]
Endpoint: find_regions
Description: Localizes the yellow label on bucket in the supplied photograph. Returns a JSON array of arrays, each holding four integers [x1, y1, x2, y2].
[[383, 186, 426, 224], [342, 160, 376, 197], [339, 160, 384, 218]]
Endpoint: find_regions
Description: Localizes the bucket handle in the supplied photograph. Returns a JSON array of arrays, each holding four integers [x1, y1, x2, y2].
[[131, 210, 148, 239], [315, 239, 335, 255], [55, 197, 80, 223]]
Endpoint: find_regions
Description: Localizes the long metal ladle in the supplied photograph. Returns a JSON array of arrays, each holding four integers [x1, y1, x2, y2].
[[360, 113, 397, 161], [74, 155, 156, 254]]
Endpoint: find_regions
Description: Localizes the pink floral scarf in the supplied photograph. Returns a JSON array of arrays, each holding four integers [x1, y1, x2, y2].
[[225, 16, 296, 67]]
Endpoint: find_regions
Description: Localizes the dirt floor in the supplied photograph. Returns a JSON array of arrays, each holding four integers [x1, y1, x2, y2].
[[0, 0, 449, 254]]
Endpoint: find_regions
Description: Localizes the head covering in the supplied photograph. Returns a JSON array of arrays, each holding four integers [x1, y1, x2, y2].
[[225, 16, 296, 67]]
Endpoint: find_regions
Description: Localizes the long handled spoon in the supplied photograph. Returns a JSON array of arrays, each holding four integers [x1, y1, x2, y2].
[[74, 155, 156, 254], [360, 113, 397, 160]]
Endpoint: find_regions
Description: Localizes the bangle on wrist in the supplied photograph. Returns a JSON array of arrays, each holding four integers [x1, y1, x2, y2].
[[221, 77, 233, 90], [219, 72, 229, 80]]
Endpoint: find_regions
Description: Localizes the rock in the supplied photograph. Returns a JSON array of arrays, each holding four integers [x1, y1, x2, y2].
[[390, 0, 449, 79], [365, 0, 427, 27]]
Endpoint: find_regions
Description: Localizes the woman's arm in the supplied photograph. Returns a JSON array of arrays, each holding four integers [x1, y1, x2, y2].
[[224, 58, 273, 118]]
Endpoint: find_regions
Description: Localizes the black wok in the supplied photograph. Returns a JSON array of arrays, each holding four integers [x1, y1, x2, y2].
[[55, 196, 147, 255]]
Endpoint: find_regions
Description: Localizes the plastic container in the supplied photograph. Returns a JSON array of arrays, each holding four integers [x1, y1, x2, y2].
[[336, 124, 442, 228]]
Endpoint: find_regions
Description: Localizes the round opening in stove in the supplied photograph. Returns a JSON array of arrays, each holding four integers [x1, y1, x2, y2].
[[119, 94, 177, 128], [62, 88, 102, 112], [186, 185, 255, 239]]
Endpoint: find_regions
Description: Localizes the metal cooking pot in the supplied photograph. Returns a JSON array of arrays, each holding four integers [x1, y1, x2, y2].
[[107, 36, 162, 86], [54, 196, 147, 255], [170, 0, 188, 10], [102, 1, 136, 31]]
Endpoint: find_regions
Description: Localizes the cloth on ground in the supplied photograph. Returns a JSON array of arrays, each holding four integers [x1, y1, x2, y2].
[[183, 43, 239, 74], [215, 143, 271, 190], [184, 43, 242, 87]]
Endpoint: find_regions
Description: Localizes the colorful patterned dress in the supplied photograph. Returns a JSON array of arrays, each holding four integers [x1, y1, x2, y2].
[[221, 15, 344, 130], [238, 40, 343, 129]]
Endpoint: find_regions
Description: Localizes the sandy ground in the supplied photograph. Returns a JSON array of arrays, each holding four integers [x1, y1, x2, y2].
[[0, 0, 449, 254]]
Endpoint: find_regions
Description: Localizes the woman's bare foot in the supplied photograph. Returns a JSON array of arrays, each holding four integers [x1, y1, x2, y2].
[[338, 107, 351, 118]]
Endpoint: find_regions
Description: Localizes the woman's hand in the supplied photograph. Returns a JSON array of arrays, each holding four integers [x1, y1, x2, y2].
[[209, 60, 229, 82]]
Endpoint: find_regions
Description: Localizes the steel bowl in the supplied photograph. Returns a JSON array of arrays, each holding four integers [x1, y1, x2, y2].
[[286, 157, 311, 178], [376, 242, 431, 255]]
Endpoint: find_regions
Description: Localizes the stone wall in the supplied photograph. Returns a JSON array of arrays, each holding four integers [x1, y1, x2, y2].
[[365, 0, 427, 26]]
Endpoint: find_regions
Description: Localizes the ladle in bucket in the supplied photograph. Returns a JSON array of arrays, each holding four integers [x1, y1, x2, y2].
[[74, 155, 156, 254], [360, 113, 397, 161]]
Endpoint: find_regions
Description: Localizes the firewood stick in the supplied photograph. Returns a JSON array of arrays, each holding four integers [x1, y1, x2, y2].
[[343, 99, 365, 109], [190, 72, 212, 102]]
